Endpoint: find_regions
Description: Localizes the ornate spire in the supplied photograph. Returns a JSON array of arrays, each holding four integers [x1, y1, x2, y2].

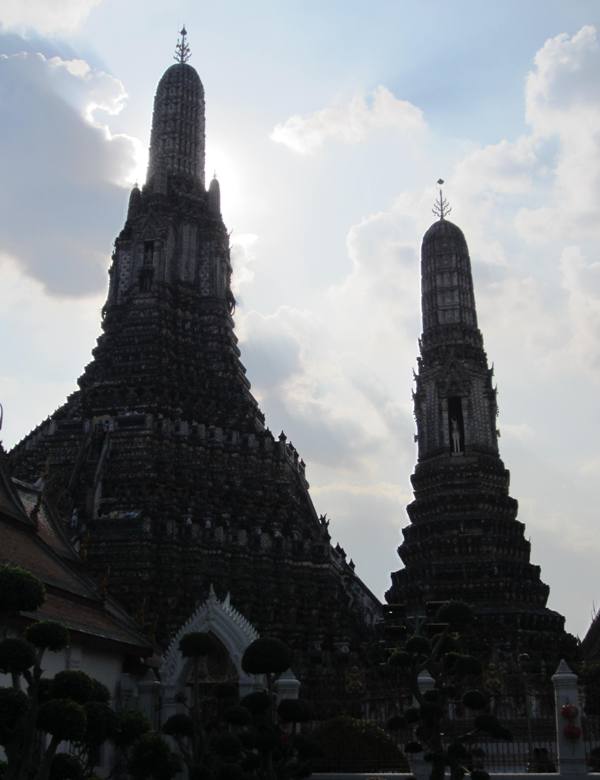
[[432, 178, 452, 220], [174, 26, 191, 63], [147, 32, 205, 190]]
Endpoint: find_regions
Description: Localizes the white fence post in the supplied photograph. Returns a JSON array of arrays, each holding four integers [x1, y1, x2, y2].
[[552, 659, 587, 777]]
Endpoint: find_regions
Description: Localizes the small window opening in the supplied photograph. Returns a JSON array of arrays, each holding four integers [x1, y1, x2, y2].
[[143, 240, 154, 265]]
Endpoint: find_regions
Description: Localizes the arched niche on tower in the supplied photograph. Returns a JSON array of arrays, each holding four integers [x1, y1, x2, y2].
[[159, 587, 263, 724]]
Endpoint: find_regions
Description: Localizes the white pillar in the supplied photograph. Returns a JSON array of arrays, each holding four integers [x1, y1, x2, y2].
[[274, 669, 300, 703], [552, 659, 587, 777], [138, 671, 161, 728]]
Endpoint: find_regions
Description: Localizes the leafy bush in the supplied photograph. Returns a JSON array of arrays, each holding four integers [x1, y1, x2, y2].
[[277, 698, 312, 724], [83, 701, 118, 746], [388, 650, 412, 669], [0, 566, 45, 613], [112, 709, 151, 748], [38, 699, 87, 742], [311, 716, 406, 771], [51, 671, 94, 704], [25, 621, 69, 652], [162, 713, 194, 738], [49, 754, 84, 780], [128, 733, 180, 780], [209, 733, 242, 761], [0, 638, 36, 674], [223, 705, 252, 727], [242, 638, 291, 675], [0, 687, 28, 738]]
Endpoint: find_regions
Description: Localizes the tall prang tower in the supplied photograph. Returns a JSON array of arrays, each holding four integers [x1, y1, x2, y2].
[[386, 187, 567, 663], [9, 33, 380, 687]]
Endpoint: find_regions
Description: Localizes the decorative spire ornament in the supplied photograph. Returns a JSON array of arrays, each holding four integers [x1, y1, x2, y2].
[[432, 178, 452, 220], [174, 26, 191, 63]]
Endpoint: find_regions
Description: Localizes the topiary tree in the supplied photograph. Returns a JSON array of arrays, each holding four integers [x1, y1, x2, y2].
[[0, 564, 137, 780], [128, 732, 181, 780], [165, 632, 310, 780], [0, 566, 45, 619], [312, 715, 406, 772], [387, 601, 511, 780]]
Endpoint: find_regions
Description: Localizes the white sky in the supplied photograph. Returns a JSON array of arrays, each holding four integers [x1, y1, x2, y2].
[[1, 1, 600, 638]]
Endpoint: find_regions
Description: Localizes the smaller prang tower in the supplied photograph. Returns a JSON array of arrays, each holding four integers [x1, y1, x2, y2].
[[386, 184, 566, 662]]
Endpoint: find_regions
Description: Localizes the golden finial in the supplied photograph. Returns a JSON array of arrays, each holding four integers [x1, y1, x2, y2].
[[174, 26, 191, 63], [432, 178, 452, 220]]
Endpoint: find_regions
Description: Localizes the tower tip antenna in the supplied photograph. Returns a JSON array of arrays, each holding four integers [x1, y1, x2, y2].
[[174, 26, 191, 63], [432, 178, 452, 220]]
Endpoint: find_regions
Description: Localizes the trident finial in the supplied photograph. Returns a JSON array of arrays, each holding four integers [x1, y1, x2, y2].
[[432, 178, 452, 220], [174, 26, 191, 63]]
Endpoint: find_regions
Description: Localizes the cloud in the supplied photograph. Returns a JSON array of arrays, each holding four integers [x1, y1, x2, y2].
[[0, 254, 102, 448], [559, 245, 600, 369], [518, 25, 600, 237], [270, 86, 426, 154], [0, 52, 138, 296], [230, 233, 259, 296], [238, 27, 600, 634], [0, 0, 102, 36]]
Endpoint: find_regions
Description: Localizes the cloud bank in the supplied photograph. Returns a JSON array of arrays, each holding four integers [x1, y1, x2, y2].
[[0, 51, 138, 296], [236, 25, 600, 624], [270, 86, 426, 154], [0, 0, 102, 36]]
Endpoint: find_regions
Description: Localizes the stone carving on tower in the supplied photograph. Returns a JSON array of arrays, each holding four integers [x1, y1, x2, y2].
[[9, 32, 380, 697], [386, 183, 570, 666]]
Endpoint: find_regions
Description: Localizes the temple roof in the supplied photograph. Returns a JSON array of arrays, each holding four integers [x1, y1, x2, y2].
[[0, 452, 152, 654]]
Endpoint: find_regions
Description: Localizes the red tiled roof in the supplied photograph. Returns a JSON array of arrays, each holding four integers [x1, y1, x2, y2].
[[0, 460, 151, 654]]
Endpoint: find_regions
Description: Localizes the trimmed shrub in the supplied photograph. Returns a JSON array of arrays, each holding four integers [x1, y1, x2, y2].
[[0, 687, 28, 735], [403, 707, 420, 724], [277, 699, 312, 724], [37, 699, 87, 742], [0, 638, 36, 674], [241, 637, 292, 675], [89, 679, 111, 704], [0, 566, 45, 613], [388, 650, 412, 669], [162, 713, 194, 738], [240, 691, 270, 714], [49, 754, 84, 780], [223, 705, 251, 727], [84, 701, 118, 745], [311, 716, 406, 772], [25, 621, 69, 652], [210, 733, 242, 761], [128, 733, 180, 780], [51, 671, 94, 704], [386, 715, 407, 732], [112, 710, 151, 748]]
